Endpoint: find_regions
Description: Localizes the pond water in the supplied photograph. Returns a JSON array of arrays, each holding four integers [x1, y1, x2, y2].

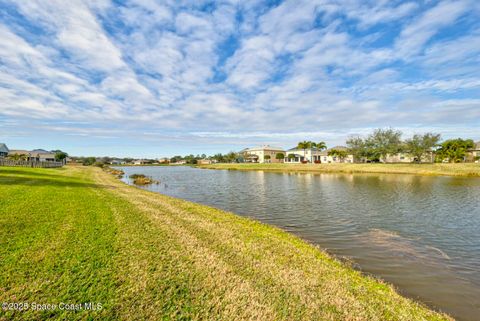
[[117, 166, 480, 320]]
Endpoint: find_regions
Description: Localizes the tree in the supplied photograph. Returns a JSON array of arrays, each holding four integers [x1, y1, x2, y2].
[[264, 155, 271, 162], [297, 141, 315, 162], [82, 157, 96, 166], [366, 128, 403, 162], [328, 149, 348, 162], [405, 133, 441, 163], [436, 139, 475, 163], [288, 153, 296, 160], [275, 152, 285, 161], [55, 151, 68, 162], [346, 136, 367, 162], [315, 141, 327, 151], [170, 155, 183, 163], [212, 153, 225, 163], [8, 153, 27, 161], [225, 151, 238, 163]]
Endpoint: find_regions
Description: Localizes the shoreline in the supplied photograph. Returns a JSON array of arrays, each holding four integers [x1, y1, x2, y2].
[[196, 162, 480, 177], [0, 165, 451, 320]]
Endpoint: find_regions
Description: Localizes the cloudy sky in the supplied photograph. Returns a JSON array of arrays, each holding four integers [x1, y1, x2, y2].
[[0, 0, 479, 157]]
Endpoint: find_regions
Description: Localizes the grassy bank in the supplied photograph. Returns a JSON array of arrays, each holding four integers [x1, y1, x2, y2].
[[197, 162, 480, 177], [0, 166, 450, 320]]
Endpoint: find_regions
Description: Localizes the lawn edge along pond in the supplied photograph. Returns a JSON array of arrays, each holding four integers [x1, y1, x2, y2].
[[197, 162, 480, 177], [0, 166, 451, 320]]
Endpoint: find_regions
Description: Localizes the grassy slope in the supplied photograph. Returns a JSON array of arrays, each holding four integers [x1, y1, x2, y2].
[[197, 162, 480, 177], [0, 166, 451, 320]]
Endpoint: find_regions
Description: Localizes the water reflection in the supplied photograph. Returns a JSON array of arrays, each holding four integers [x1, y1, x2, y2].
[[117, 166, 480, 321]]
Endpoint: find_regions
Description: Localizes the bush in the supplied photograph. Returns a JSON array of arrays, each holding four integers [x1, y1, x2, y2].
[[129, 174, 145, 179], [82, 157, 97, 166]]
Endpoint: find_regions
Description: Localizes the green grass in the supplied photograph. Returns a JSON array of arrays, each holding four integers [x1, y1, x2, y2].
[[0, 166, 451, 320], [197, 162, 480, 177]]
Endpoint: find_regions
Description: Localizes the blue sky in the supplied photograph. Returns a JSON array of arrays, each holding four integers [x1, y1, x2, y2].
[[0, 0, 479, 158]]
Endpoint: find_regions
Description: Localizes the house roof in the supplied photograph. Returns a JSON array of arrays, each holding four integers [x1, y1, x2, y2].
[[37, 153, 56, 157], [8, 150, 30, 155], [246, 145, 285, 152], [286, 153, 304, 157], [0, 143, 9, 153], [287, 147, 326, 152], [327, 146, 348, 151]]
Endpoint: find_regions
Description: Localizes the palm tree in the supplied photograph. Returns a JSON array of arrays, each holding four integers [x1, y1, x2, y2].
[[297, 141, 311, 163], [316, 141, 327, 151], [311, 141, 327, 163]]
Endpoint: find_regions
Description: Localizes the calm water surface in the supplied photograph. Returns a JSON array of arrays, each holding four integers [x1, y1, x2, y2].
[[117, 166, 480, 320]]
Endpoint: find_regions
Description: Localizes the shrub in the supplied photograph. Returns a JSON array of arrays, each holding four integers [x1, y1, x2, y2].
[[129, 174, 159, 185]]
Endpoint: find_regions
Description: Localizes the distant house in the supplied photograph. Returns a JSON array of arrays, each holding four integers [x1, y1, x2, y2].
[[384, 151, 434, 163], [7, 150, 56, 162], [197, 159, 213, 165], [0, 143, 9, 158], [243, 145, 285, 163], [468, 141, 480, 162], [157, 158, 170, 164], [8, 150, 32, 160], [284, 147, 326, 163], [285, 146, 354, 163], [133, 159, 148, 165], [37, 152, 56, 162], [173, 160, 187, 165], [319, 146, 354, 164], [110, 159, 125, 165]]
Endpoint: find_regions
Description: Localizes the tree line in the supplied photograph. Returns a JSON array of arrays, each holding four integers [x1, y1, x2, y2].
[[346, 128, 476, 163]]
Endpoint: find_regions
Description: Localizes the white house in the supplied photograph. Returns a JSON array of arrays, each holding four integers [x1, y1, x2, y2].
[[467, 141, 480, 162], [284, 147, 326, 163], [285, 146, 354, 163], [317, 146, 354, 163], [243, 145, 285, 163]]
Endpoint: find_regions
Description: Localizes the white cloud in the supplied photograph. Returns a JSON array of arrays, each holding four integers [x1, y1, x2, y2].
[[0, 0, 478, 154], [395, 0, 470, 57]]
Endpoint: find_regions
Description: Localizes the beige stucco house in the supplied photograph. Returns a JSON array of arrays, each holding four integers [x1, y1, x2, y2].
[[319, 146, 354, 163], [383, 152, 434, 163], [467, 141, 480, 162], [197, 159, 215, 165], [7, 150, 56, 162], [243, 145, 285, 163]]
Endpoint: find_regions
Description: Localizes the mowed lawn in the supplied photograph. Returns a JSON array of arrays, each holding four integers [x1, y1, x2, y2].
[[198, 162, 480, 177], [0, 166, 451, 320]]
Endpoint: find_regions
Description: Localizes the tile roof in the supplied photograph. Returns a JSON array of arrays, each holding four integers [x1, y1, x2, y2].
[[247, 145, 285, 151]]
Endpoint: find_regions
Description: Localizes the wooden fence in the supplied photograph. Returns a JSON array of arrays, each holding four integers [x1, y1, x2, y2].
[[0, 159, 64, 168]]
